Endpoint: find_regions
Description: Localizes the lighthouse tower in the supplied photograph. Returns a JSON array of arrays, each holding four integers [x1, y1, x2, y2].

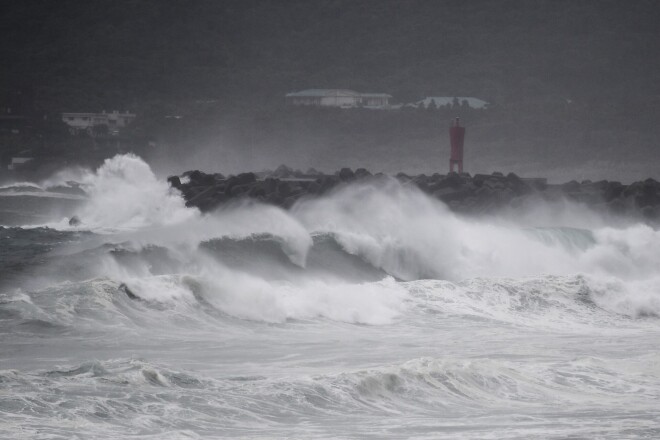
[[449, 117, 465, 173]]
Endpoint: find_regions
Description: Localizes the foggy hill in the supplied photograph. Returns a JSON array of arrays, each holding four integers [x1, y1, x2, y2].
[[2, 0, 659, 180]]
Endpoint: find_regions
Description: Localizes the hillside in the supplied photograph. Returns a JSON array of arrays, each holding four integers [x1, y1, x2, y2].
[[1, 0, 659, 180]]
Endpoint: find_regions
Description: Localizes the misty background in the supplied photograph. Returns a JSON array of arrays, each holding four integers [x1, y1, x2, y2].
[[1, 0, 659, 182]]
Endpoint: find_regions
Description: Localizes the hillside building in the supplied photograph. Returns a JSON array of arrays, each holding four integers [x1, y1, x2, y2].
[[286, 89, 392, 108], [61, 110, 135, 135], [7, 156, 33, 171]]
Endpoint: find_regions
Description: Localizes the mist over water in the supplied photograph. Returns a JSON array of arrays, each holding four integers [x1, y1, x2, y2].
[[1, 154, 659, 439]]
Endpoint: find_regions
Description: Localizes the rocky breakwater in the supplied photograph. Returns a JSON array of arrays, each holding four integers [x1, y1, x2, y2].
[[168, 166, 660, 223]]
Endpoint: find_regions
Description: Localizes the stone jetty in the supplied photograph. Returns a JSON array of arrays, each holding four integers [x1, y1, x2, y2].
[[168, 165, 660, 222]]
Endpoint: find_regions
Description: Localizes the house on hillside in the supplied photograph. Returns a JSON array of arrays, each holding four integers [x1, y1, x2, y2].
[[285, 89, 392, 108], [360, 93, 391, 107], [410, 97, 490, 110], [7, 156, 33, 171], [61, 110, 135, 135]]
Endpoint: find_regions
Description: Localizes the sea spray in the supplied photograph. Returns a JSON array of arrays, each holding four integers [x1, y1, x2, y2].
[[3, 154, 660, 438], [293, 180, 591, 280], [76, 153, 197, 230], [14, 154, 660, 318]]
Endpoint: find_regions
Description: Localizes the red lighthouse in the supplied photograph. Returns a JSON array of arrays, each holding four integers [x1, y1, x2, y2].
[[449, 117, 465, 173]]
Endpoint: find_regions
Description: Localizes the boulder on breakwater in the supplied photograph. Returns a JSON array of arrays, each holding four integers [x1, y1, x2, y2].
[[168, 167, 660, 222]]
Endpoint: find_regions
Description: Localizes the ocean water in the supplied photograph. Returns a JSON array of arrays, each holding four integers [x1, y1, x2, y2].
[[1, 154, 659, 439]]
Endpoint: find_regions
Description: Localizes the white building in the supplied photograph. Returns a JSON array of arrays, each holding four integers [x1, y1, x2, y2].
[[7, 157, 33, 171], [61, 110, 136, 135], [360, 93, 392, 107], [413, 97, 489, 109], [285, 89, 392, 108]]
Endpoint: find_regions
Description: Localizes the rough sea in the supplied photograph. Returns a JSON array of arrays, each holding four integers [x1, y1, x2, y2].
[[1, 154, 659, 439]]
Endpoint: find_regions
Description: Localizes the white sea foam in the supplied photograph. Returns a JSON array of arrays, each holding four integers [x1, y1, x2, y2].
[[4, 154, 660, 439], [190, 270, 405, 324], [0, 181, 43, 190], [51, 155, 660, 323], [292, 180, 660, 284], [74, 153, 197, 231], [111, 256, 406, 325]]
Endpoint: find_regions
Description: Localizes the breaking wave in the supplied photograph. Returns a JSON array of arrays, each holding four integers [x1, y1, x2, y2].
[[3, 155, 660, 439], [1, 154, 659, 329]]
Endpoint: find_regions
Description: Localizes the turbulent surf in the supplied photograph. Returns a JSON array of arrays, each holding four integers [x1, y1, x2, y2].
[[1, 154, 659, 439]]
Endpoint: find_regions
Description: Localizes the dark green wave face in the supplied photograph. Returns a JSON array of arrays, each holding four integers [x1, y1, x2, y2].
[[0, 227, 90, 288], [524, 227, 597, 253], [199, 232, 387, 283]]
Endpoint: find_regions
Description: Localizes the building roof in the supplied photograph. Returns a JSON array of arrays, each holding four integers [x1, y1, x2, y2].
[[61, 111, 136, 117], [286, 89, 362, 98], [286, 89, 393, 99], [361, 93, 393, 98], [417, 97, 489, 109]]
